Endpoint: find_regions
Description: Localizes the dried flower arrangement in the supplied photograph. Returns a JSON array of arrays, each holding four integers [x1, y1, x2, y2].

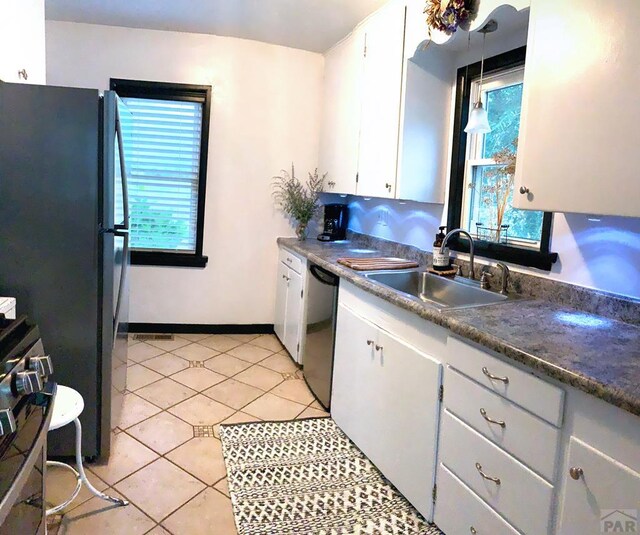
[[471, 138, 518, 242], [272, 164, 326, 240], [424, 0, 473, 36]]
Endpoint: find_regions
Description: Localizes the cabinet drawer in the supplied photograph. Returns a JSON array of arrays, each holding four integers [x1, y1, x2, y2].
[[447, 336, 564, 427], [279, 248, 303, 274], [440, 410, 554, 535], [435, 464, 521, 535], [445, 366, 561, 482]]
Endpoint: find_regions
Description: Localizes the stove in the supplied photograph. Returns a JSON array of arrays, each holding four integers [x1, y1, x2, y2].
[[0, 315, 55, 534]]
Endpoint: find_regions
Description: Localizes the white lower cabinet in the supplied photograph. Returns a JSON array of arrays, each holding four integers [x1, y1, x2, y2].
[[332, 301, 442, 519], [283, 268, 302, 358], [438, 410, 554, 534], [435, 464, 520, 535], [274, 261, 288, 342], [274, 247, 305, 362], [558, 437, 640, 535]]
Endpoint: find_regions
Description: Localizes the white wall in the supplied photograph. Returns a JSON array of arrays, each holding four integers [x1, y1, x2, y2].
[[46, 21, 324, 324]]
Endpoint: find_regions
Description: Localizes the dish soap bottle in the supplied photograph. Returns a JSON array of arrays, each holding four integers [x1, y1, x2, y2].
[[432, 226, 450, 272]]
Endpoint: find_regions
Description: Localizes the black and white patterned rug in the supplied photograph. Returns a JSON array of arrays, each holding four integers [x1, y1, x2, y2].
[[219, 417, 443, 534]]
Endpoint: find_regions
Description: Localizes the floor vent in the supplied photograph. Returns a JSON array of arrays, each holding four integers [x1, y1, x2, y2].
[[133, 333, 174, 341], [193, 425, 216, 438], [189, 361, 205, 368]]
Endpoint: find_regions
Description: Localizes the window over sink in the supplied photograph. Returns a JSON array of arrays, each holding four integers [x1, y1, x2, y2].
[[447, 47, 558, 270], [110, 78, 211, 268]]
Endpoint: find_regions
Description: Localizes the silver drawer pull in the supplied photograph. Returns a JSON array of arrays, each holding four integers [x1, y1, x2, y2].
[[480, 408, 506, 428], [482, 366, 509, 384], [366, 340, 374, 346], [475, 462, 501, 485]]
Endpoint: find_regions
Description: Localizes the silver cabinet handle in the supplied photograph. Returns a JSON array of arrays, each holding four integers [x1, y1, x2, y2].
[[375, 344, 383, 351], [17, 68, 28, 80], [366, 340, 374, 346], [475, 462, 501, 485], [569, 467, 584, 480], [482, 367, 509, 384], [480, 408, 506, 428], [470, 528, 477, 534], [519, 186, 530, 194]]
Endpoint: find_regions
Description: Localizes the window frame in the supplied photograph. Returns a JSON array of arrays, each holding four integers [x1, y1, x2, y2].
[[110, 78, 212, 268], [446, 46, 558, 271]]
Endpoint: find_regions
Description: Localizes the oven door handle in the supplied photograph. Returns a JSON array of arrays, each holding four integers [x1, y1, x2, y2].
[[0, 382, 56, 527]]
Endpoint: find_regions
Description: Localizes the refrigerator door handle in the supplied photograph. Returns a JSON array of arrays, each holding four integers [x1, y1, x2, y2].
[[113, 231, 129, 338], [115, 103, 130, 231], [101, 227, 129, 236]]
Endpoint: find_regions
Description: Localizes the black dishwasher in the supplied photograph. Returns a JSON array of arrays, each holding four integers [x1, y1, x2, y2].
[[302, 264, 339, 410]]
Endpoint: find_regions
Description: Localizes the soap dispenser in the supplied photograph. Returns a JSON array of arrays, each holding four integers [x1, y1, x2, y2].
[[432, 226, 450, 271]]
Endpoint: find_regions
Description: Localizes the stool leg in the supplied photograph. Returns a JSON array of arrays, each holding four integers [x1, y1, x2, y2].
[[74, 418, 129, 507]]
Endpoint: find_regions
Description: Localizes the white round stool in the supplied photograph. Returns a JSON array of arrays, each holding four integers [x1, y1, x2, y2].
[[46, 385, 128, 516]]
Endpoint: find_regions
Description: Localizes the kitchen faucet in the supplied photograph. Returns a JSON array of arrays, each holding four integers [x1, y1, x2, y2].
[[440, 229, 475, 280]]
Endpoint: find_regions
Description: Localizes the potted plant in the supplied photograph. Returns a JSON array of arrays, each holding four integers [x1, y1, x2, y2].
[[272, 164, 326, 240]]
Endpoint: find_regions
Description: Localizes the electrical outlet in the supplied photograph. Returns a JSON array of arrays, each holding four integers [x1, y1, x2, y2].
[[377, 208, 389, 227]]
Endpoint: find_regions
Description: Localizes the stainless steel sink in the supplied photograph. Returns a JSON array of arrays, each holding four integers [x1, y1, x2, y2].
[[365, 270, 509, 310]]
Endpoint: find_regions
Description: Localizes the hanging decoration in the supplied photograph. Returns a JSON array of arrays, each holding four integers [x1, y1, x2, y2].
[[424, 0, 473, 36]]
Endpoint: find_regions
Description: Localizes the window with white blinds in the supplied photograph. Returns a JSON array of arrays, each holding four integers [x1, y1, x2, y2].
[[122, 97, 204, 253]]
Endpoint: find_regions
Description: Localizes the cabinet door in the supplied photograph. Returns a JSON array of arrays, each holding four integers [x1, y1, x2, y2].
[[284, 268, 303, 360], [274, 262, 288, 344], [558, 437, 640, 535], [356, 1, 406, 199], [370, 327, 442, 520], [513, 0, 640, 217], [319, 30, 363, 195], [332, 304, 378, 452], [0, 0, 46, 84]]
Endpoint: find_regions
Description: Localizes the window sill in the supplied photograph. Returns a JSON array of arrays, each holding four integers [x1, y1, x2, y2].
[[448, 238, 558, 271], [131, 251, 208, 268]]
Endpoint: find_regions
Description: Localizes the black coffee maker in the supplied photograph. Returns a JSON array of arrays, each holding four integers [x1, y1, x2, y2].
[[318, 204, 349, 241]]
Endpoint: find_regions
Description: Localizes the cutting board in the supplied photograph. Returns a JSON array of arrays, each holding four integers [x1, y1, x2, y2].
[[337, 257, 419, 271]]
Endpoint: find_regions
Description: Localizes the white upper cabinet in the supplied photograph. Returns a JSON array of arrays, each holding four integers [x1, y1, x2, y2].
[[0, 0, 46, 84], [356, 1, 407, 199], [319, 29, 364, 195], [514, 0, 640, 217]]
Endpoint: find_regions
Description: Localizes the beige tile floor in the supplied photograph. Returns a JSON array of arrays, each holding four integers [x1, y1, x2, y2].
[[46, 333, 328, 535]]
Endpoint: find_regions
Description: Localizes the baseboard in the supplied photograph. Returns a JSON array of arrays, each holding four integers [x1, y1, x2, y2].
[[129, 323, 275, 335]]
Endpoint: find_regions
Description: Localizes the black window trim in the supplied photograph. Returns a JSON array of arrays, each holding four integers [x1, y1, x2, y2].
[[110, 78, 212, 268], [446, 46, 558, 271]]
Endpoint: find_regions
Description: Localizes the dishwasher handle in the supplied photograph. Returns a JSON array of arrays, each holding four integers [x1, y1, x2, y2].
[[309, 264, 339, 286]]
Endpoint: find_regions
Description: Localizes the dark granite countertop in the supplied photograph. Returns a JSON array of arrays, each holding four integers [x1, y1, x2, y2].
[[278, 237, 640, 417]]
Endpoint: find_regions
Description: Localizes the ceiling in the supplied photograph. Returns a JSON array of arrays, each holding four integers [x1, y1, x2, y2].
[[45, 0, 388, 53]]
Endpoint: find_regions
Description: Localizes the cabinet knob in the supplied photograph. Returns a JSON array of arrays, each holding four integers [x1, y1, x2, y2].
[[366, 339, 374, 346], [0, 409, 16, 437], [375, 344, 383, 351], [569, 467, 584, 480], [519, 186, 530, 195], [17, 68, 28, 80], [470, 528, 477, 534], [385, 182, 392, 192]]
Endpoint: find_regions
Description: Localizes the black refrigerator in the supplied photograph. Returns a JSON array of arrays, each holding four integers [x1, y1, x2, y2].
[[0, 82, 131, 460]]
